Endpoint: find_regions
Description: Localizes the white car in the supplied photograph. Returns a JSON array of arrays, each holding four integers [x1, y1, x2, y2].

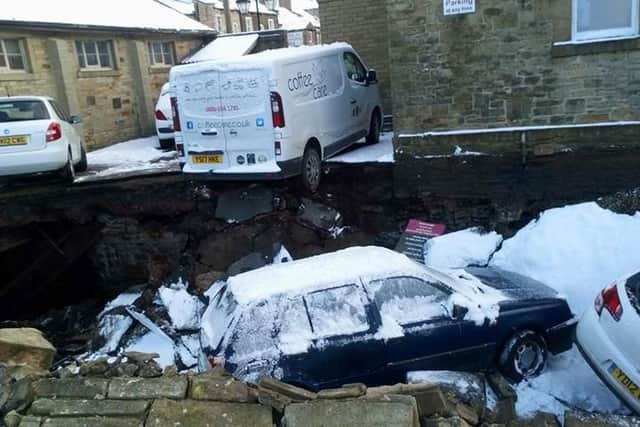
[[0, 96, 87, 183], [155, 82, 175, 150], [576, 272, 640, 414]]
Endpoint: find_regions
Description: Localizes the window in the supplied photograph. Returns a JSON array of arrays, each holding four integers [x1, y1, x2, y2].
[[231, 300, 277, 355], [216, 15, 225, 33], [148, 42, 175, 66], [277, 297, 313, 354], [268, 18, 275, 29], [304, 285, 370, 338], [76, 40, 114, 70], [343, 52, 367, 83], [0, 39, 27, 73], [232, 22, 240, 33], [573, 0, 639, 41], [50, 100, 70, 122], [366, 277, 450, 326], [0, 100, 49, 122], [245, 16, 253, 32]]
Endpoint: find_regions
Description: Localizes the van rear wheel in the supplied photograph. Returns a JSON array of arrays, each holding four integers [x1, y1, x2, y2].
[[301, 145, 321, 193]]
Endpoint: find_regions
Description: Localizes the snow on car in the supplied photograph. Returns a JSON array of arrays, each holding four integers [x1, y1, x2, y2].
[[0, 96, 88, 182], [576, 271, 640, 415], [200, 246, 575, 389]]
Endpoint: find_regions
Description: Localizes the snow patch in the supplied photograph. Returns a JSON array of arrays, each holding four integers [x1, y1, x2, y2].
[[327, 133, 395, 164], [424, 227, 503, 269], [158, 279, 205, 331]]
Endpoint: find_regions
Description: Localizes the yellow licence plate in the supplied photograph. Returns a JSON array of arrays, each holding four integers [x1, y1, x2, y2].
[[611, 365, 640, 400], [0, 135, 28, 146], [192, 154, 223, 165]]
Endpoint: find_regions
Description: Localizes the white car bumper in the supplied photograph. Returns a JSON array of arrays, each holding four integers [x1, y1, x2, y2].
[[576, 307, 640, 414], [0, 142, 68, 177], [155, 119, 174, 141]]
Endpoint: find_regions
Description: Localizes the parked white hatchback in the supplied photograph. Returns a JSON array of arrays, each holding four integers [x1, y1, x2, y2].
[[576, 272, 640, 414], [0, 96, 87, 183], [154, 83, 175, 150]]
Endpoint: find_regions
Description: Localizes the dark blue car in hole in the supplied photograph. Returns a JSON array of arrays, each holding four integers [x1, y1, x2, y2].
[[200, 246, 576, 389]]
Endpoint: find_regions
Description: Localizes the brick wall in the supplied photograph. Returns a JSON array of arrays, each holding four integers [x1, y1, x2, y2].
[[0, 29, 202, 149], [385, 0, 640, 135], [318, 0, 392, 114]]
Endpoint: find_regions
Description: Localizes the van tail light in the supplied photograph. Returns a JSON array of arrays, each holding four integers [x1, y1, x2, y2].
[[596, 284, 624, 321], [170, 97, 181, 131], [46, 122, 62, 142], [155, 110, 168, 121], [271, 92, 285, 128]]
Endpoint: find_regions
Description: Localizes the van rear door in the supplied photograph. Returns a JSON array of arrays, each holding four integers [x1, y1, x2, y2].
[[217, 67, 273, 170]]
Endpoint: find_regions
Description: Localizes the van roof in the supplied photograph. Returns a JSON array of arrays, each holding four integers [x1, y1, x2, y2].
[[226, 246, 430, 305], [172, 42, 354, 74]]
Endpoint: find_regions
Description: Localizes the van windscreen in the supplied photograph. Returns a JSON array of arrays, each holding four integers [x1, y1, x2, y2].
[[0, 100, 50, 122]]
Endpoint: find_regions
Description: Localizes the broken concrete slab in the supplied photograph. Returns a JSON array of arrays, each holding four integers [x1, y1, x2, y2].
[[297, 198, 343, 232], [190, 373, 256, 403], [257, 387, 292, 413], [42, 417, 143, 427], [407, 371, 486, 415], [146, 398, 274, 427], [367, 383, 448, 418], [14, 415, 41, 427], [34, 378, 109, 399], [2, 377, 35, 414], [30, 399, 150, 418], [215, 185, 275, 223], [0, 328, 56, 375], [108, 376, 188, 400], [421, 416, 471, 427], [259, 377, 317, 401], [282, 395, 419, 427], [507, 412, 560, 427], [317, 384, 367, 399], [564, 410, 640, 427]]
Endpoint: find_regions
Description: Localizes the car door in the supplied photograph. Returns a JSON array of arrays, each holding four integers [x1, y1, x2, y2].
[[280, 284, 387, 389], [49, 100, 81, 159], [364, 276, 464, 377], [342, 51, 370, 138]]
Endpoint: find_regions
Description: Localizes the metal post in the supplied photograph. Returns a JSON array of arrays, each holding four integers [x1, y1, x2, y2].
[[256, 0, 261, 31]]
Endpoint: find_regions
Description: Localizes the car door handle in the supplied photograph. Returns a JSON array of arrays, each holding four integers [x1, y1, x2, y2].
[[350, 99, 357, 104], [201, 130, 218, 136]]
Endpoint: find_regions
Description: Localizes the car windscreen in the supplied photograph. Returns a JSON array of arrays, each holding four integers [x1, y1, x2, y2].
[[0, 100, 50, 122], [626, 272, 640, 313]]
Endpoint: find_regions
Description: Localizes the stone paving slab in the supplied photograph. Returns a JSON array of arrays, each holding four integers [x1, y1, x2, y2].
[[190, 374, 256, 403], [30, 399, 149, 418], [146, 399, 274, 427], [108, 376, 188, 400], [42, 417, 144, 427], [34, 378, 109, 399]]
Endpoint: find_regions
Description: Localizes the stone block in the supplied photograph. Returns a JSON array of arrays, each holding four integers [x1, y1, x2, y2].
[[30, 399, 149, 418], [366, 384, 448, 418], [16, 416, 42, 427], [564, 410, 640, 427], [108, 376, 187, 400], [190, 373, 256, 403], [282, 395, 419, 427], [421, 416, 471, 427], [507, 412, 560, 427], [317, 384, 366, 399], [0, 329, 56, 374], [34, 378, 108, 399], [42, 418, 143, 427], [259, 377, 317, 401], [257, 387, 292, 413], [146, 398, 274, 427]]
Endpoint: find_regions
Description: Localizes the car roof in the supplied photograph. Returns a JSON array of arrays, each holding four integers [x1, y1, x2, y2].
[[0, 96, 53, 102], [226, 246, 434, 305]]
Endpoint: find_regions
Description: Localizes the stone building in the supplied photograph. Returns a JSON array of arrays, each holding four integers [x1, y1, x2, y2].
[[0, 0, 213, 149], [195, 0, 279, 34]]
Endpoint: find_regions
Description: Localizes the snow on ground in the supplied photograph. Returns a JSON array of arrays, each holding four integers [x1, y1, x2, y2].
[[426, 201, 640, 419], [76, 136, 180, 182], [424, 227, 503, 269], [328, 133, 394, 163]]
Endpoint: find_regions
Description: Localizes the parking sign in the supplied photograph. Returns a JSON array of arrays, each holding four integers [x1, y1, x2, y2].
[[444, 0, 475, 15]]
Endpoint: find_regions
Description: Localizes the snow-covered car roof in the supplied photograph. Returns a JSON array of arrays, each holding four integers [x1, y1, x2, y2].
[[227, 246, 440, 305]]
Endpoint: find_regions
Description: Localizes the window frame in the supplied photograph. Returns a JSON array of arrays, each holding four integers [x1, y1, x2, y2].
[[148, 41, 176, 67], [343, 52, 367, 84], [245, 16, 254, 32], [0, 38, 28, 73], [572, 0, 640, 41], [232, 22, 240, 33], [216, 15, 225, 32], [268, 18, 275, 29], [76, 40, 115, 70]]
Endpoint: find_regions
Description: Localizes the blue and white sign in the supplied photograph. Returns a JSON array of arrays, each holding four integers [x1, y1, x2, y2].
[[444, 0, 475, 15], [3, 129, 9, 135], [187, 121, 194, 130], [256, 118, 265, 127]]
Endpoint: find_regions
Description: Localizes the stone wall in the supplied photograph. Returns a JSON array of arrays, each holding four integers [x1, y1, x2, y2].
[[318, 0, 392, 114], [0, 29, 203, 149], [385, 0, 640, 135]]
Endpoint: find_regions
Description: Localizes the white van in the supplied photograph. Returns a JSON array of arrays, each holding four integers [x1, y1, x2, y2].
[[169, 42, 382, 192]]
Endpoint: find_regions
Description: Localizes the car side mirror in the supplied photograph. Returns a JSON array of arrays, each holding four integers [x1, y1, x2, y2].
[[366, 70, 378, 85], [69, 115, 82, 124], [452, 304, 469, 321]]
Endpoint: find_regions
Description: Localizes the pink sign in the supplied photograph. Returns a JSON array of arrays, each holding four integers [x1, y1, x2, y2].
[[405, 219, 447, 237]]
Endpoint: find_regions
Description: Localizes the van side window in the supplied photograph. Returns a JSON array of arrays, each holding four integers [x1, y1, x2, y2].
[[343, 53, 367, 84], [365, 277, 450, 326], [304, 284, 369, 338]]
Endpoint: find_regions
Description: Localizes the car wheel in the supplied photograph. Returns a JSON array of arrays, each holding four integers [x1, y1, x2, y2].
[[76, 145, 88, 172], [60, 149, 75, 184], [365, 111, 381, 145], [301, 145, 321, 193], [498, 330, 548, 382]]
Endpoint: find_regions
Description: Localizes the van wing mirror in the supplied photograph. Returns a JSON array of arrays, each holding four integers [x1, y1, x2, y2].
[[366, 70, 378, 85]]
